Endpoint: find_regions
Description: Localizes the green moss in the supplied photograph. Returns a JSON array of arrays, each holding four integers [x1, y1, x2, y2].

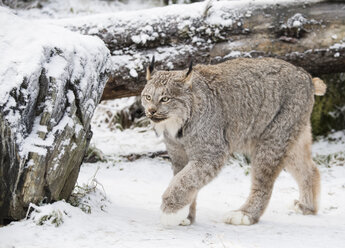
[[311, 73, 345, 137], [84, 145, 107, 163], [68, 180, 107, 214], [36, 209, 66, 227], [313, 151, 345, 168], [229, 153, 251, 176]]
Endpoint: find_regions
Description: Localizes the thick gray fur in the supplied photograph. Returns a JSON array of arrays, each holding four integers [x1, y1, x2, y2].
[[141, 58, 321, 225]]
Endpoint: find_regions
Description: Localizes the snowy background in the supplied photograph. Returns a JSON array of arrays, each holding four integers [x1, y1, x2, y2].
[[1, 1, 345, 248]]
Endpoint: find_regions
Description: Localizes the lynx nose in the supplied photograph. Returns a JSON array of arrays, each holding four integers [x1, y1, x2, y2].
[[148, 108, 157, 115]]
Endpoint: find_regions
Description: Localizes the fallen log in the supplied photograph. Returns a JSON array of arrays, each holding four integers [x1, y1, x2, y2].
[[55, 0, 345, 100]]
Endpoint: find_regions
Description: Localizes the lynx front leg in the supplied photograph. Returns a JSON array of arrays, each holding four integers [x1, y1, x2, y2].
[[163, 141, 195, 225], [161, 193, 198, 226], [161, 195, 198, 226], [161, 158, 224, 226]]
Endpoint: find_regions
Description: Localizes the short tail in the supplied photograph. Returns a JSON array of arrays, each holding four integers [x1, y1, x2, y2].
[[312, 77, 327, 96]]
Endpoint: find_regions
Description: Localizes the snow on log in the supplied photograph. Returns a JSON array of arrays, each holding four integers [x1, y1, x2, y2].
[[0, 8, 111, 222], [55, 0, 345, 99]]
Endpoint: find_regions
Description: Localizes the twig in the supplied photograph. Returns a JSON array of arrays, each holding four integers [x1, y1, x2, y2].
[[203, 0, 214, 18]]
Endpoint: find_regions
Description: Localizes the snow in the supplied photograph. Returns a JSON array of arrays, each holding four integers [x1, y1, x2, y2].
[[287, 13, 308, 28], [312, 131, 345, 156], [330, 42, 345, 50], [292, 20, 302, 27], [0, 9, 108, 104], [12, 0, 168, 19], [1, 97, 344, 248], [129, 68, 138, 78]]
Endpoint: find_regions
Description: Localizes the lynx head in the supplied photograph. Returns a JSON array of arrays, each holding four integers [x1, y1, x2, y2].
[[141, 57, 193, 136]]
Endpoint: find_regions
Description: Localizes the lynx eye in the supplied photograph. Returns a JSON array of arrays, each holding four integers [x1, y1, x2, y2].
[[145, 95, 152, 101], [160, 96, 170, 103]]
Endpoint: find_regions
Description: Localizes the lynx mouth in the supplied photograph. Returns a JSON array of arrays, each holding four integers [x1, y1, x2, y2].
[[149, 116, 168, 123]]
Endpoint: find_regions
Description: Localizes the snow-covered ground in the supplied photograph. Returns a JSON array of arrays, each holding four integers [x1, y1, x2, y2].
[[0, 98, 344, 248]]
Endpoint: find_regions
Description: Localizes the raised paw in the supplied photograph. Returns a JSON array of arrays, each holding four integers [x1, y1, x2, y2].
[[224, 211, 254, 225], [161, 205, 191, 226], [294, 200, 316, 215]]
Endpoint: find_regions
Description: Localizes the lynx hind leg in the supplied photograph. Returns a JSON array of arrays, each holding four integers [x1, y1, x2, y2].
[[284, 123, 320, 215], [224, 158, 284, 225], [225, 101, 312, 225], [224, 210, 252, 225], [224, 140, 286, 225]]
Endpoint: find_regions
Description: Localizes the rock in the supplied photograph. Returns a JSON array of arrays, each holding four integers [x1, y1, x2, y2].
[[0, 8, 111, 223], [1, 0, 38, 9]]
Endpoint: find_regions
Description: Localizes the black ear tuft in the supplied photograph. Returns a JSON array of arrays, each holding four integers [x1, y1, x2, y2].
[[149, 55, 155, 73], [186, 59, 193, 77], [146, 56, 155, 81]]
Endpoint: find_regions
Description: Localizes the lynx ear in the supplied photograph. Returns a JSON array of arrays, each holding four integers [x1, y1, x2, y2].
[[146, 56, 155, 81], [184, 59, 193, 88]]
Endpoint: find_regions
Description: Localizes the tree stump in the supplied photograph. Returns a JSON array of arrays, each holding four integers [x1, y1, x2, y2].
[[0, 9, 111, 223]]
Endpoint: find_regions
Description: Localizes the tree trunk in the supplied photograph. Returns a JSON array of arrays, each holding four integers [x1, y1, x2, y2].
[[0, 11, 111, 223], [57, 1, 345, 100]]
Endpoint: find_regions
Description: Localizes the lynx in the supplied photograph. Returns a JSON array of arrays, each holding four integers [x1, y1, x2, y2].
[[141, 57, 326, 226]]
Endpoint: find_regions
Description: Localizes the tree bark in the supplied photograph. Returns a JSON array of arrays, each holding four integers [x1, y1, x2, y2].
[[59, 1, 345, 100]]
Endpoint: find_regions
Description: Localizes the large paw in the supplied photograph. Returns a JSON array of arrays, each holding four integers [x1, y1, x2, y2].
[[224, 211, 254, 225], [294, 200, 316, 215], [161, 205, 191, 226]]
